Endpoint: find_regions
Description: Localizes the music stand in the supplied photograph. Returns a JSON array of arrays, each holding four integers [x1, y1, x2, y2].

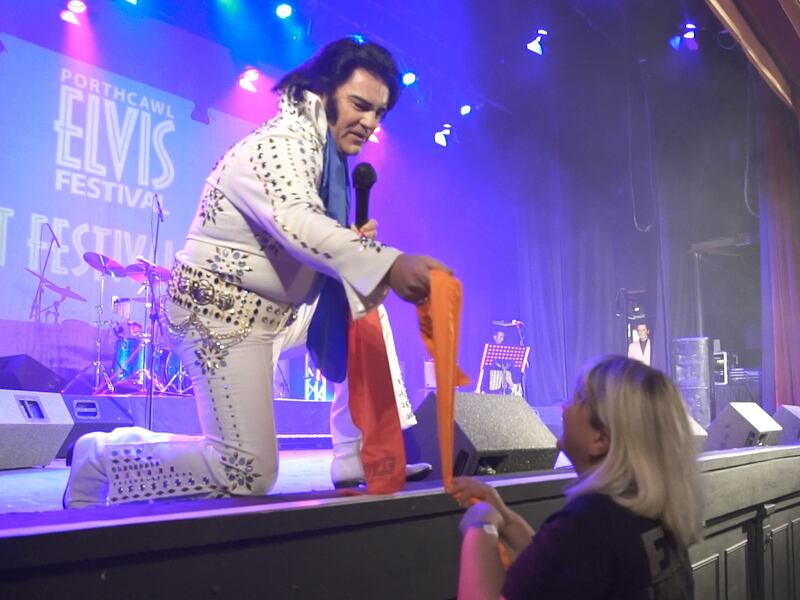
[[475, 344, 530, 396]]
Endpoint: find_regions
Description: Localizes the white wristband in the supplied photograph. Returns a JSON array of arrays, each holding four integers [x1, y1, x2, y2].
[[465, 522, 499, 537]]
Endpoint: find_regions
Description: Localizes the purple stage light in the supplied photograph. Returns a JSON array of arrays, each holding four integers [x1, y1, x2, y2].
[[276, 4, 293, 19], [460, 105, 472, 116], [401, 72, 417, 86]]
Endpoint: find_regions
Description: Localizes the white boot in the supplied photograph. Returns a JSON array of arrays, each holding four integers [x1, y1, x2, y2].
[[63, 431, 110, 508]]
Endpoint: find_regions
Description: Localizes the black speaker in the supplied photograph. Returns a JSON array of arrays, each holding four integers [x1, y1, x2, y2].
[[404, 392, 558, 479], [0, 354, 65, 393], [57, 395, 136, 459]]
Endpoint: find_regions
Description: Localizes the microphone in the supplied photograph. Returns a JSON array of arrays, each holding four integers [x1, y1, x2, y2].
[[45, 222, 61, 248], [352, 162, 377, 228], [153, 193, 164, 222]]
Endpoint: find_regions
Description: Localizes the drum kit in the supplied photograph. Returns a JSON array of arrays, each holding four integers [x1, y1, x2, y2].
[[58, 251, 191, 395]]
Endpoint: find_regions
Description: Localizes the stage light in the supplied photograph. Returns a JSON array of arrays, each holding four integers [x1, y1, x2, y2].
[[276, 3, 293, 19], [239, 68, 259, 93], [526, 29, 548, 56], [125, 0, 138, 5], [401, 72, 417, 86], [60, 10, 81, 25], [368, 124, 381, 143], [350, 34, 365, 45], [669, 23, 699, 51], [241, 68, 259, 81], [460, 104, 472, 116], [67, 1, 87, 13], [434, 124, 452, 147]]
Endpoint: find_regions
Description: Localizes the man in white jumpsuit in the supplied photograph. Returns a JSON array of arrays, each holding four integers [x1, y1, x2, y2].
[[64, 38, 442, 508]]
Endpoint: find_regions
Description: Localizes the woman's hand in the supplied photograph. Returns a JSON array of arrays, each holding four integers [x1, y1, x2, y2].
[[448, 476, 535, 558]]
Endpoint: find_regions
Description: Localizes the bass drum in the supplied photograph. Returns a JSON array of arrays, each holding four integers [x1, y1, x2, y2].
[[154, 349, 192, 394]]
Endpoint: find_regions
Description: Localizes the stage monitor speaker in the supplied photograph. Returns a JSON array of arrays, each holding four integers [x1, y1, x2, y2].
[[0, 390, 73, 470], [688, 414, 708, 454], [57, 395, 136, 459], [404, 392, 558, 479], [706, 402, 782, 451], [774, 405, 800, 445], [0, 354, 65, 393]]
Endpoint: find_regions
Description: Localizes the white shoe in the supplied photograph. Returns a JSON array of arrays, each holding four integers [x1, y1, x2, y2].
[[330, 441, 432, 488]]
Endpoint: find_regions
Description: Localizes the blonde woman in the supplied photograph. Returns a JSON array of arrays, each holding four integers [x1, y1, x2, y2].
[[450, 355, 703, 600]]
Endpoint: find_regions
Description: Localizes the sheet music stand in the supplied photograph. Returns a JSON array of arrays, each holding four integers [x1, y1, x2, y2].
[[475, 344, 530, 395]]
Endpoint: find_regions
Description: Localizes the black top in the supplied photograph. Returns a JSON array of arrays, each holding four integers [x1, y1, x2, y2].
[[503, 493, 693, 600]]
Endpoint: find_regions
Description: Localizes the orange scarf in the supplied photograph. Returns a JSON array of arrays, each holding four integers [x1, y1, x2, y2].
[[416, 270, 470, 489]]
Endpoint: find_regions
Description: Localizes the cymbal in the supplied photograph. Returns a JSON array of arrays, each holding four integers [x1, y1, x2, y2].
[[124, 260, 171, 283], [45, 281, 87, 302], [83, 251, 127, 277], [25, 268, 87, 301]]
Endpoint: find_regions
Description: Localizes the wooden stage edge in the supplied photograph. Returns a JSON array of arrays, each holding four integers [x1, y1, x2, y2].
[[1, 446, 800, 600]]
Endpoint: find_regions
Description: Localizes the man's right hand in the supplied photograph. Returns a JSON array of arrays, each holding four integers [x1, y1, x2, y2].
[[386, 254, 451, 304]]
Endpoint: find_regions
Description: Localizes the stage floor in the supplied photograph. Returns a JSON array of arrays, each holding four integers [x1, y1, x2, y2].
[[0, 449, 340, 514]]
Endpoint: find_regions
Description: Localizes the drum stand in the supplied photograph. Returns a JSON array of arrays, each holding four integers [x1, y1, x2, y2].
[[62, 271, 116, 394]]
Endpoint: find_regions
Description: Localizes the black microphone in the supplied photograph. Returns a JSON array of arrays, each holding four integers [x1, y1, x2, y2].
[[352, 162, 377, 228], [45, 222, 61, 248]]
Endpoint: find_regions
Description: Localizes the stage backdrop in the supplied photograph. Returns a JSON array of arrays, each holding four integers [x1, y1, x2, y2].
[[0, 33, 255, 325]]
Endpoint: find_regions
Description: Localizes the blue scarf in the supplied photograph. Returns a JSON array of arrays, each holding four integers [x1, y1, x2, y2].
[[306, 130, 351, 383]]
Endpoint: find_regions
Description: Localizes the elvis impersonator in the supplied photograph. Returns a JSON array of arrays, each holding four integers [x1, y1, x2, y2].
[[63, 38, 446, 508]]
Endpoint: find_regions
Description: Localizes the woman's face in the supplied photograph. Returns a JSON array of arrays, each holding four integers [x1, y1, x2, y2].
[[557, 390, 609, 474]]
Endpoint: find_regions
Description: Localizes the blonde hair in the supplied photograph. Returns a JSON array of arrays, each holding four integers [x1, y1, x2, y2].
[[567, 355, 704, 545]]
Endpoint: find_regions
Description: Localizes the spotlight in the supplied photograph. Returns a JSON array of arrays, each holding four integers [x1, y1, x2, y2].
[[276, 3, 293, 19], [526, 29, 548, 56], [434, 124, 452, 147], [401, 72, 417, 86], [125, 0, 138, 5], [669, 23, 699, 51], [60, 10, 81, 25], [239, 68, 259, 93], [460, 104, 472, 116], [67, 1, 87, 13], [350, 34, 366, 45]]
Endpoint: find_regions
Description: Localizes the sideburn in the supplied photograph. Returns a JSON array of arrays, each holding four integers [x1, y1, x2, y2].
[[325, 96, 339, 126]]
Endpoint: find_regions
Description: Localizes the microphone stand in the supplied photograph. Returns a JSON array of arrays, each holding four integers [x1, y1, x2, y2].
[[145, 194, 164, 431], [516, 322, 528, 400]]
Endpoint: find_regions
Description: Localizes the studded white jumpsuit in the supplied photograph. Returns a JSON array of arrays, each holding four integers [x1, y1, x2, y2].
[[64, 91, 414, 507]]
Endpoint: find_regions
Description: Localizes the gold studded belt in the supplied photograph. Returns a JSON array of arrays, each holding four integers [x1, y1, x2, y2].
[[166, 261, 297, 335]]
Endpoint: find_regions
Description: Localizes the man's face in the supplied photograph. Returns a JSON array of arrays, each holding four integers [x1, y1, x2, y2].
[[493, 331, 505, 344], [325, 68, 389, 155], [637, 325, 649, 342]]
